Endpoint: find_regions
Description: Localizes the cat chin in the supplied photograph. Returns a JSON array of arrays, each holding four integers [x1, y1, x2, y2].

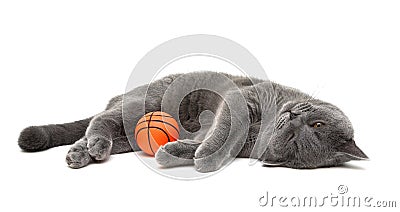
[[261, 160, 321, 169], [262, 160, 287, 167], [260, 150, 289, 167]]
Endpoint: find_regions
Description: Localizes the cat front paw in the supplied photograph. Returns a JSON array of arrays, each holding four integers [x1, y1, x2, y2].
[[66, 145, 91, 168], [87, 136, 112, 161], [194, 144, 226, 173], [155, 140, 199, 168], [194, 156, 223, 173]]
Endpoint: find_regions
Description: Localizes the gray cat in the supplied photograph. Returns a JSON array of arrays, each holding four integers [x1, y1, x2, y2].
[[18, 71, 368, 172]]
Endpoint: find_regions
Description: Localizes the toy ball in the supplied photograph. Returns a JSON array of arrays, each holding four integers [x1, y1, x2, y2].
[[135, 111, 180, 156]]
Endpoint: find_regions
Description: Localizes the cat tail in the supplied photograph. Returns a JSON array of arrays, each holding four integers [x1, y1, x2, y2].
[[18, 117, 92, 152]]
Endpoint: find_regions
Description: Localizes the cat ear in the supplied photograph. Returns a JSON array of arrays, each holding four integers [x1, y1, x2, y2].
[[336, 139, 369, 160]]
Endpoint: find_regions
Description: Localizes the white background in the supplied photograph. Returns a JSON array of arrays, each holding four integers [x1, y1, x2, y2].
[[1, 0, 399, 211]]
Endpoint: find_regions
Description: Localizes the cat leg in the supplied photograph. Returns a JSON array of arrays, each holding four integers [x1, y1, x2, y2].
[[194, 92, 250, 172], [85, 91, 160, 161], [66, 137, 92, 168], [155, 110, 214, 168], [85, 108, 123, 161], [155, 139, 201, 168], [64, 104, 129, 167]]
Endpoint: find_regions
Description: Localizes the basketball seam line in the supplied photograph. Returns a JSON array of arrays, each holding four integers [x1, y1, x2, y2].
[[135, 119, 179, 135], [136, 126, 172, 155], [147, 112, 155, 154], [135, 126, 176, 142]]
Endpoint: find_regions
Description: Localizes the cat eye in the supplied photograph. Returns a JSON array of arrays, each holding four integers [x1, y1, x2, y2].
[[313, 122, 323, 128]]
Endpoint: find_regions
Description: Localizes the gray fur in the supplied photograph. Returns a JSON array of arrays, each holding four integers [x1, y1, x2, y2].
[[18, 71, 367, 172]]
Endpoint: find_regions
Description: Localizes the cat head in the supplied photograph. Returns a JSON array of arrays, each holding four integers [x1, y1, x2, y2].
[[262, 100, 368, 169]]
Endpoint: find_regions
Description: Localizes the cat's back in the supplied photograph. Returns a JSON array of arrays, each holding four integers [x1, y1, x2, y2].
[[159, 71, 265, 89], [151, 71, 265, 134]]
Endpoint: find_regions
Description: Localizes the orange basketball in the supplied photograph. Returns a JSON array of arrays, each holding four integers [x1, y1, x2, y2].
[[135, 111, 180, 156]]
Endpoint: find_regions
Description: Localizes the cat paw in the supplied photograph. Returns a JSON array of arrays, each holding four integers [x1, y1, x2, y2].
[[66, 145, 91, 168], [155, 146, 194, 168], [155, 140, 198, 168], [194, 157, 222, 173], [194, 144, 224, 173], [87, 136, 112, 161], [194, 142, 216, 159]]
